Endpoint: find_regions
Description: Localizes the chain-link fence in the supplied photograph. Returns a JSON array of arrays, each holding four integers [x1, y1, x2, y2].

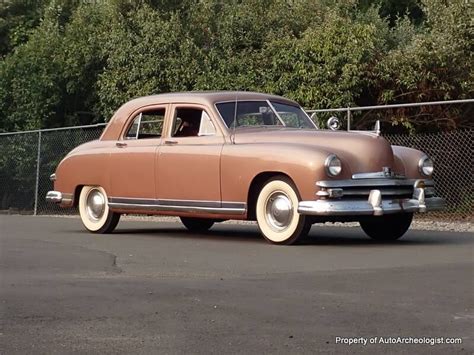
[[384, 130, 472, 221], [0, 125, 105, 215], [0, 104, 472, 221]]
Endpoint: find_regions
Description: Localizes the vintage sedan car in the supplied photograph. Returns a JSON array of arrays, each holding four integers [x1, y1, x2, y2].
[[46, 91, 445, 244]]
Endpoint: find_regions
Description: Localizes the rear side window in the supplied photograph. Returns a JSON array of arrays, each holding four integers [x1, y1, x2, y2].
[[126, 109, 165, 139]]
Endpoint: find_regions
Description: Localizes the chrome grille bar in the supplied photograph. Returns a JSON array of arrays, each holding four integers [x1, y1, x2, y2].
[[317, 178, 434, 188], [342, 188, 414, 196]]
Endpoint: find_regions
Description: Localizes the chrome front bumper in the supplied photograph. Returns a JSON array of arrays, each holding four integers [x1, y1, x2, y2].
[[298, 196, 445, 216], [298, 179, 446, 216]]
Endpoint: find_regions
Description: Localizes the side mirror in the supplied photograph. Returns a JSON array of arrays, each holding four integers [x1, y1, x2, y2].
[[327, 116, 341, 130]]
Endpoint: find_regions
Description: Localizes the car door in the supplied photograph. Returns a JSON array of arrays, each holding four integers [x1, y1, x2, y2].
[[157, 104, 224, 205], [109, 105, 168, 200]]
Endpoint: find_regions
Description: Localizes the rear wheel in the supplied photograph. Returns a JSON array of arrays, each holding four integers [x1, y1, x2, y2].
[[180, 217, 215, 232], [78, 186, 120, 234], [256, 176, 311, 245], [360, 213, 413, 241]]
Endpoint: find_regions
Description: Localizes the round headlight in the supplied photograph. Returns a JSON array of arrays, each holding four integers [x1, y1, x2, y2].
[[325, 154, 342, 176], [418, 155, 434, 177]]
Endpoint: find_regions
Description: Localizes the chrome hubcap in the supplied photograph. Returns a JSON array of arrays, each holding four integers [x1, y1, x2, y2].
[[265, 192, 293, 231], [86, 189, 105, 221]]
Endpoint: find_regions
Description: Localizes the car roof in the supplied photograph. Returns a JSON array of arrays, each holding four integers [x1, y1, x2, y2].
[[101, 91, 300, 141], [123, 91, 299, 108]]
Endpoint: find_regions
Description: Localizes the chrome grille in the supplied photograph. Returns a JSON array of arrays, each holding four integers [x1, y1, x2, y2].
[[317, 178, 435, 199], [342, 186, 413, 198]]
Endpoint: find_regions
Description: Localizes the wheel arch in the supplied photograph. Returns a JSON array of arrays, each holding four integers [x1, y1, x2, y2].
[[247, 171, 297, 220], [73, 185, 85, 207]]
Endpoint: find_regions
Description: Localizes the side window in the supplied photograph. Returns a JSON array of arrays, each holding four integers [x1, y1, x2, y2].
[[126, 115, 140, 139], [198, 111, 216, 136], [172, 108, 216, 137], [125, 109, 165, 139]]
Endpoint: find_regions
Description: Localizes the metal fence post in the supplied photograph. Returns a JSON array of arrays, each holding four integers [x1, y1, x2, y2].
[[33, 130, 42, 215], [346, 107, 351, 131]]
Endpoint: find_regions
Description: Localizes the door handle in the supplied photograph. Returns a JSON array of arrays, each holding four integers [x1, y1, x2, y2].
[[164, 140, 178, 145], [116, 141, 127, 148]]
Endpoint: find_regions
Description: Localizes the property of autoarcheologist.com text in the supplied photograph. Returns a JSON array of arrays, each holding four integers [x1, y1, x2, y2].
[[335, 336, 463, 346]]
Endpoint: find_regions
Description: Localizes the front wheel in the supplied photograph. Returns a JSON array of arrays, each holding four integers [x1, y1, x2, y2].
[[359, 213, 413, 241], [78, 186, 120, 234], [180, 217, 215, 233], [256, 176, 311, 245]]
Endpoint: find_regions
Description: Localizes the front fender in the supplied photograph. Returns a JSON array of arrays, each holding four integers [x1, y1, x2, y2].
[[392, 145, 427, 179], [221, 143, 334, 202]]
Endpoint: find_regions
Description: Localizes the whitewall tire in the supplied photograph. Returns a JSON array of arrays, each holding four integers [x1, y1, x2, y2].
[[78, 186, 120, 234], [256, 176, 311, 245]]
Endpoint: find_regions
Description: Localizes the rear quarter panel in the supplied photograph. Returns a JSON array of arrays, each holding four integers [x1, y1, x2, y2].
[[54, 141, 114, 205]]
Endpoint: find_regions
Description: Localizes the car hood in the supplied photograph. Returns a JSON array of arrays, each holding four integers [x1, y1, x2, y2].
[[233, 128, 395, 175]]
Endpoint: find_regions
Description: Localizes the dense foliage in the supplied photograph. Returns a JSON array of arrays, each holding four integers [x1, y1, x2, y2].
[[0, 0, 472, 132]]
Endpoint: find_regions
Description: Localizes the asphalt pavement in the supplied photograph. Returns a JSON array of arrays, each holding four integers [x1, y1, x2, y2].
[[1, 215, 473, 354]]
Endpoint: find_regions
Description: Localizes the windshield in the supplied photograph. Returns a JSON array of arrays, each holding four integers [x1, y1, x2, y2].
[[270, 101, 315, 129], [216, 100, 315, 129]]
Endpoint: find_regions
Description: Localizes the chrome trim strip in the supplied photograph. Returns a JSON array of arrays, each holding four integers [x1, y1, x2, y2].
[[108, 203, 246, 215], [352, 171, 405, 179], [317, 178, 434, 188], [298, 196, 445, 216], [109, 197, 155, 205], [159, 198, 220, 208], [108, 197, 246, 215]]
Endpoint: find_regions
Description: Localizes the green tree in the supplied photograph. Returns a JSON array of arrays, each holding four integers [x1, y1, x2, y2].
[[97, 4, 204, 119], [0, 0, 472, 132], [0, 7, 64, 131], [358, 0, 424, 25], [0, 1, 113, 131], [0, 0, 47, 57], [262, 9, 387, 114], [371, 0, 473, 130]]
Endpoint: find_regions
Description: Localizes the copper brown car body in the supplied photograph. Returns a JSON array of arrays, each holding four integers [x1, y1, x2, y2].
[[47, 91, 445, 244]]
